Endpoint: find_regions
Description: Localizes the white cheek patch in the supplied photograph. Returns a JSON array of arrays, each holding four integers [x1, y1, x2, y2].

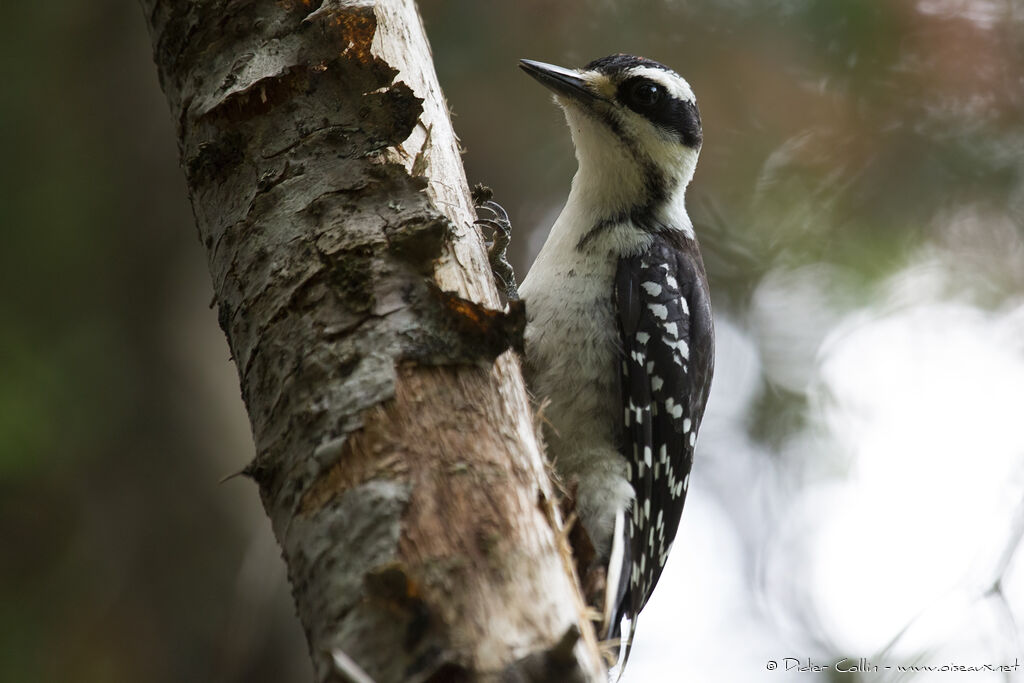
[[622, 65, 696, 104]]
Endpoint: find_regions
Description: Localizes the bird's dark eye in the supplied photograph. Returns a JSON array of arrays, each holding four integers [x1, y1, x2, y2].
[[630, 81, 663, 107]]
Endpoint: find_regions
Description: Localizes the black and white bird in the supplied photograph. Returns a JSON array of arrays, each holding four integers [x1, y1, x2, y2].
[[516, 55, 715, 668]]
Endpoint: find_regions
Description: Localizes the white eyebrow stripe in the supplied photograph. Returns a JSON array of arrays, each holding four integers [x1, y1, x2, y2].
[[622, 66, 696, 103]]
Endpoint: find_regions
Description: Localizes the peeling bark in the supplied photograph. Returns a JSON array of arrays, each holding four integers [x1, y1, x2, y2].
[[140, 1, 605, 681]]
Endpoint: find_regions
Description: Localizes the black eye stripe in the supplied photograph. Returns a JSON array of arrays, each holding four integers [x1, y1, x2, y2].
[[629, 81, 664, 107], [619, 77, 661, 109], [615, 77, 703, 149]]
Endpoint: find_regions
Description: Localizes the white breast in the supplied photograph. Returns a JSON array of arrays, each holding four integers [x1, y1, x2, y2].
[[521, 250, 619, 456], [518, 206, 651, 553]]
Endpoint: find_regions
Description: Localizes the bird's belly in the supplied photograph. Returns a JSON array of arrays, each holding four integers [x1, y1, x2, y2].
[[520, 270, 629, 514]]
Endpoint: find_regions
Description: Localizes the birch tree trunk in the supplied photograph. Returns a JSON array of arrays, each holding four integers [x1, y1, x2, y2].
[[140, 1, 605, 681]]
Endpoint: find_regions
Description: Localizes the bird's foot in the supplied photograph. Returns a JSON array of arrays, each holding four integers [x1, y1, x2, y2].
[[472, 184, 520, 304]]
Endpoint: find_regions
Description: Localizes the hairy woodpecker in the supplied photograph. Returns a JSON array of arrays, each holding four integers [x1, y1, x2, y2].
[[516, 55, 715, 665]]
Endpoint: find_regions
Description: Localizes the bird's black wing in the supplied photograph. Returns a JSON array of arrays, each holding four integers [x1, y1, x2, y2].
[[611, 230, 715, 665]]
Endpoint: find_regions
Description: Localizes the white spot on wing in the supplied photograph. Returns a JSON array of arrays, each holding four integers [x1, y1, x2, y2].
[[641, 281, 662, 297], [664, 397, 684, 419], [663, 336, 690, 359], [649, 303, 668, 320]]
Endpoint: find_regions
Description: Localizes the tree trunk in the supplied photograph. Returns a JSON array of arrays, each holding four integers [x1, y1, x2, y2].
[[140, 1, 605, 681]]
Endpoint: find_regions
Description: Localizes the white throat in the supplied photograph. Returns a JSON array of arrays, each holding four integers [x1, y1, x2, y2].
[[560, 103, 698, 245]]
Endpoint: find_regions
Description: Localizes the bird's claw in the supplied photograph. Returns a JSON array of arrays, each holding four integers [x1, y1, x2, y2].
[[474, 196, 520, 303]]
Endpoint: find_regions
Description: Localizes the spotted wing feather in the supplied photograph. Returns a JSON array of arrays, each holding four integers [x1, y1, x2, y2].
[[611, 232, 714, 663]]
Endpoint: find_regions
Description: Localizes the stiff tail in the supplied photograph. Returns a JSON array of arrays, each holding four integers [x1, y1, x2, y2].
[[604, 508, 637, 681], [614, 617, 639, 682], [604, 508, 630, 635]]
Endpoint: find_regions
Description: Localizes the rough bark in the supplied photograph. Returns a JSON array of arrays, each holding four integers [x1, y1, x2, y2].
[[140, 1, 605, 681]]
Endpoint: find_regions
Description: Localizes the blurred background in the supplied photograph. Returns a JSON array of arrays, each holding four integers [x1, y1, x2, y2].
[[2, 0, 1023, 681]]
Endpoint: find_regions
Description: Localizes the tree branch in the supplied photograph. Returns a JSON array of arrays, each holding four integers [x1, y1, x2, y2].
[[140, 0, 604, 680]]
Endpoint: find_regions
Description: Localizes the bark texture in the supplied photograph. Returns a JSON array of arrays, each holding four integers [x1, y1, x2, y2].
[[140, 0, 605, 681]]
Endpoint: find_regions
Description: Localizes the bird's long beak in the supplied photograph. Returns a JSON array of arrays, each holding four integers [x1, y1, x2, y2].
[[519, 59, 597, 104]]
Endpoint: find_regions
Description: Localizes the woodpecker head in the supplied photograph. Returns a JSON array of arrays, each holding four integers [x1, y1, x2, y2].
[[520, 55, 702, 229]]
